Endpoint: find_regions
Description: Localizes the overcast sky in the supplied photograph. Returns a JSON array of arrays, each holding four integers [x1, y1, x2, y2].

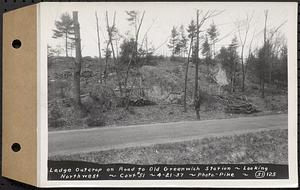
[[42, 2, 292, 57]]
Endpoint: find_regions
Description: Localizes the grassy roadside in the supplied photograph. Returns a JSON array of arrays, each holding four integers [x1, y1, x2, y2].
[[49, 104, 287, 131], [49, 128, 288, 165]]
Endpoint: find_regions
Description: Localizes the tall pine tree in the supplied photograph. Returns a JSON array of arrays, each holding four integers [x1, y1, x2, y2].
[[202, 35, 212, 72], [207, 22, 219, 58], [168, 26, 180, 57], [178, 25, 188, 57], [52, 13, 75, 57]]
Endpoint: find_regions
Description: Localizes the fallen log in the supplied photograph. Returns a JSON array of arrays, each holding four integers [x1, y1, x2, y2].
[[225, 100, 259, 114], [214, 95, 260, 114], [117, 97, 156, 107], [225, 102, 259, 114], [131, 98, 156, 106]]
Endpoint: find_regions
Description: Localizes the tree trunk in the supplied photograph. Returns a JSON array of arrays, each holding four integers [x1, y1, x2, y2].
[[106, 11, 123, 96], [207, 58, 209, 74], [95, 12, 102, 83], [262, 10, 268, 98], [238, 16, 251, 92], [259, 74, 262, 91], [194, 10, 200, 120], [109, 40, 122, 96], [245, 57, 248, 76], [269, 59, 272, 83], [72, 11, 82, 107], [65, 32, 68, 57], [103, 44, 109, 86], [145, 35, 148, 63], [194, 11, 199, 100], [241, 51, 245, 92], [230, 76, 234, 93], [213, 42, 216, 59], [135, 35, 138, 65], [262, 72, 265, 97], [232, 61, 237, 93], [183, 36, 194, 112], [134, 11, 145, 66], [124, 11, 145, 109], [196, 110, 200, 120]]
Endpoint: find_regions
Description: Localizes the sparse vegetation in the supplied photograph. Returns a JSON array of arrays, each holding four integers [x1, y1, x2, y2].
[[48, 9, 287, 130], [48, 56, 287, 131]]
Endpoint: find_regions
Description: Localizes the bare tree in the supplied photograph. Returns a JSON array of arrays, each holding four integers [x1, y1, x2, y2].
[[105, 11, 123, 95], [72, 11, 82, 107], [124, 11, 145, 102], [140, 18, 156, 50], [193, 10, 223, 119], [145, 34, 149, 56], [232, 36, 239, 93], [135, 11, 145, 65], [183, 20, 196, 112], [103, 44, 110, 85], [262, 10, 268, 98], [267, 20, 287, 83], [194, 10, 200, 120], [237, 13, 253, 92], [246, 28, 256, 76], [126, 10, 145, 66], [95, 12, 102, 83], [182, 10, 223, 115]]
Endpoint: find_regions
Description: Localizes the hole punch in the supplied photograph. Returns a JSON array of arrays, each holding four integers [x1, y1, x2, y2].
[[12, 39, 21, 49], [11, 143, 21, 152]]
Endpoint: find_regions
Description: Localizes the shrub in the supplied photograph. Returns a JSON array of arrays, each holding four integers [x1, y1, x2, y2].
[[86, 109, 106, 127], [49, 102, 67, 128], [49, 103, 63, 120], [81, 89, 108, 127], [49, 118, 67, 128], [86, 116, 106, 127], [89, 85, 116, 111], [264, 95, 287, 111], [64, 105, 85, 127]]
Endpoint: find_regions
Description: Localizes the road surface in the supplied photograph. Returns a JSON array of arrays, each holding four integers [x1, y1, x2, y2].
[[49, 114, 288, 156]]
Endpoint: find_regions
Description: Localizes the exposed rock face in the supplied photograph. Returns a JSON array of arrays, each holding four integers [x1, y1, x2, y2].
[[140, 66, 183, 103], [139, 63, 229, 104], [214, 64, 229, 86], [164, 93, 184, 104], [209, 63, 229, 95], [146, 85, 169, 101]]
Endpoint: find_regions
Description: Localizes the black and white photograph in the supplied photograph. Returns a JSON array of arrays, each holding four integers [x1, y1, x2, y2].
[[42, 2, 297, 187]]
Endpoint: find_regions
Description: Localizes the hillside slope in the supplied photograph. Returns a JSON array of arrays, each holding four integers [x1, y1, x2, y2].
[[48, 56, 287, 130]]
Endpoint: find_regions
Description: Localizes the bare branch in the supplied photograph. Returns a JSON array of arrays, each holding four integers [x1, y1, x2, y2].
[[269, 20, 287, 40], [112, 11, 116, 27], [214, 29, 236, 44], [136, 11, 145, 37], [248, 28, 256, 56], [105, 11, 122, 94], [152, 36, 170, 53], [140, 18, 156, 48]]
